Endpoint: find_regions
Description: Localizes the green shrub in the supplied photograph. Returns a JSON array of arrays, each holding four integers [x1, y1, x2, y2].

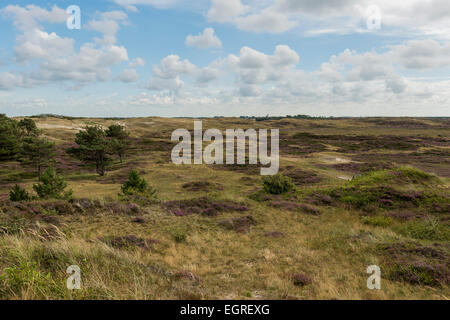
[[33, 167, 72, 199], [362, 215, 393, 227], [9, 185, 31, 202], [0, 261, 55, 297], [262, 174, 295, 195], [399, 217, 449, 241], [172, 229, 187, 243], [349, 167, 436, 187], [120, 170, 156, 198]]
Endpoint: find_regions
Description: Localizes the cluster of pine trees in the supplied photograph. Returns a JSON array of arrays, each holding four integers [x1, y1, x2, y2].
[[68, 123, 130, 176], [0, 114, 131, 200]]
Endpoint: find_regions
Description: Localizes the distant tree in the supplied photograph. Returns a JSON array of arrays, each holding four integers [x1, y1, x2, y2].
[[67, 125, 112, 176], [20, 136, 56, 180], [33, 167, 72, 199], [0, 114, 21, 161], [18, 118, 39, 137], [106, 124, 130, 163]]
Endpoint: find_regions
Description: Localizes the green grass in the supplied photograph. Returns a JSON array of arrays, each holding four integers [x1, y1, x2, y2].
[[362, 216, 393, 228]]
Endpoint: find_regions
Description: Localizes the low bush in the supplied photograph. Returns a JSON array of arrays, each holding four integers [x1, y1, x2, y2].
[[163, 197, 248, 216], [262, 174, 296, 195], [33, 167, 72, 200], [361, 215, 393, 227], [120, 170, 156, 200], [172, 229, 188, 243], [9, 185, 31, 202], [379, 242, 449, 287], [397, 217, 449, 241]]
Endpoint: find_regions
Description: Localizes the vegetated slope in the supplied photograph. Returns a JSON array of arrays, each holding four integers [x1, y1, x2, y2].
[[0, 116, 449, 299]]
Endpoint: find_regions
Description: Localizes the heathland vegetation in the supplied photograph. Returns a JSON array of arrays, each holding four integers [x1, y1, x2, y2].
[[0, 114, 448, 299]]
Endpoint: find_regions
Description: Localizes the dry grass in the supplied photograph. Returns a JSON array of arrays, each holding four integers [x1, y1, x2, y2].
[[0, 116, 449, 300]]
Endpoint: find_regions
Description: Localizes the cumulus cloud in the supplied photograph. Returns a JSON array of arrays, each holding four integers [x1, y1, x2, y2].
[[144, 39, 450, 107], [152, 54, 198, 79], [197, 67, 221, 84], [148, 54, 222, 95], [0, 5, 130, 90], [207, 0, 248, 23], [88, 10, 128, 45], [0, 72, 24, 91], [111, 0, 179, 12], [1, 4, 67, 30], [225, 45, 300, 91], [119, 68, 140, 82], [185, 28, 222, 49], [205, 0, 450, 37], [129, 57, 146, 67], [13, 28, 74, 63], [147, 76, 184, 93], [388, 40, 450, 69]]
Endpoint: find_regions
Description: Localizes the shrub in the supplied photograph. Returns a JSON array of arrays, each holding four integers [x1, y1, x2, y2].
[[362, 215, 393, 227], [380, 242, 449, 287], [163, 197, 248, 216], [0, 261, 54, 296], [9, 184, 31, 201], [399, 217, 449, 241], [172, 229, 188, 243], [33, 167, 72, 199], [120, 170, 156, 198], [291, 273, 312, 286], [262, 174, 296, 195]]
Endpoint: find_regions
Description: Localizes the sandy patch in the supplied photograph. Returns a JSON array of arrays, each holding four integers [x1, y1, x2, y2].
[[37, 123, 83, 130], [318, 154, 352, 164]]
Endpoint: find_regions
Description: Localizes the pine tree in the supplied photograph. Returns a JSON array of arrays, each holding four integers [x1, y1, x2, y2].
[[0, 114, 21, 161], [121, 170, 148, 195], [67, 125, 112, 176], [106, 124, 130, 163], [18, 118, 39, 137], [20, 136, 56, 180], [33, 167, 71, 199], [9, 184, 31, 202]]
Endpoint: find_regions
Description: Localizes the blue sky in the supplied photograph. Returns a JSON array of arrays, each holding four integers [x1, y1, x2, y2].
[[0, 0, 449, 117]]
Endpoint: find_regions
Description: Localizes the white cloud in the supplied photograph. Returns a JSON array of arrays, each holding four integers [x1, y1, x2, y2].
[[205, 0, 450, 37], [13, 98, 48, 108], [197, 67, 221, 84], [119, 68, 140, 82], [1, 4, 67, 30], [388, 40, 450, 69], [1, 5, 130, 89], [14, 28, 75, 63], [143, 40, 450, 110], [235, 8, 297, 33], [129, 57, 146, 67], [207, 0, 248, 23], [88, 10, 128, 45], [126, 92, 174, 105], [185, 28, 222, 49], [0, 72, 24, 91], [111, 0, 179, 12], [152, 54, 198, 79], [147, 76, 184, 92], [225, 45, 299, 89]]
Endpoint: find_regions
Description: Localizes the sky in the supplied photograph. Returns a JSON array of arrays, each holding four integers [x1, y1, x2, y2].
[[0, 0, 449, 117]]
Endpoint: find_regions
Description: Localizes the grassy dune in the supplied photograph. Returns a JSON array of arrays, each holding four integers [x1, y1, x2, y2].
[[0, 116, 449, 299]]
